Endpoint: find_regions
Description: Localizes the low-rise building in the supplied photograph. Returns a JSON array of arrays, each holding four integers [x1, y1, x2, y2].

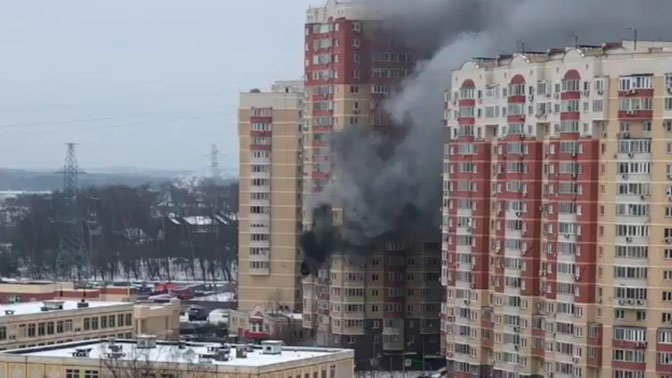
[[0, 281, 137, 304], [229, 306, 306, 344], [133, 299, 181, 340], [0, 298, 181, 350], [0, 300, 135, 351], [0, 338, 355, 378]]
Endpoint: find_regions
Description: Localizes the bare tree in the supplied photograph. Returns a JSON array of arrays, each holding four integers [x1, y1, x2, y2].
[[100, 340, 216, 378]]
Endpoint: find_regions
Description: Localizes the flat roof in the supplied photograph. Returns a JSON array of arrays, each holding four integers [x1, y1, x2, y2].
[[0, 300, 131, 317], [4, 339, 353, 371]]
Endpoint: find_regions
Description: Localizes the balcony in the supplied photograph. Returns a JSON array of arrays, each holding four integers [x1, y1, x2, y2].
[[614, 298, 647, 308]]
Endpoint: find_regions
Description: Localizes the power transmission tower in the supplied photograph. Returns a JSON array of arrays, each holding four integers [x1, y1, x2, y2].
[[55, 143, 87, 281], [210, 144, 220, 179]]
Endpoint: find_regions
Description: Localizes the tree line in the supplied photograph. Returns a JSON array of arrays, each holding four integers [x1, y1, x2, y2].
[[0, 180, 238, 282]]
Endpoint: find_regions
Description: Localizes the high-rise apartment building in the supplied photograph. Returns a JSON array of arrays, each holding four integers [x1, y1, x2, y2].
[[301, 0, 442, 371], [238, 81, 304, 312], [442, 40, 672, 378]]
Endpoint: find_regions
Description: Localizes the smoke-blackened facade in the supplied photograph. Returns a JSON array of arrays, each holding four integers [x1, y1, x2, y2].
[[301, 0, 442, 371]]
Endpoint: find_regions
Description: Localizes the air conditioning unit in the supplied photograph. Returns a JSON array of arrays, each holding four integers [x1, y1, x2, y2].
[[554, 93, 560, 99], [665, 237, 672, 244], [597, 89, 604, 95], [572, 357, 580, 364], [626, 237, 633, 243], [583, 90, 590, 97], [528, 95, 534, 101]]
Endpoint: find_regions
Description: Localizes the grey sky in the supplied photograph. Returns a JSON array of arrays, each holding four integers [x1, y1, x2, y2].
[[0, 0, 314, 174]]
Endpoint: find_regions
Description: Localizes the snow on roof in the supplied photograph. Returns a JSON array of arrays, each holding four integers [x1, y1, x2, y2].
[[0, 300, 131, 317], [183, 216, 213, 226], [6, 340, 353, 370], [194, 292, 235, 302]]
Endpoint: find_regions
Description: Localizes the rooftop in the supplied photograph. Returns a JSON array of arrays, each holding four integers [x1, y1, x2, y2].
[[0, 300, 131, 317], [460, 40, 672, 70], [2, 339, 353, 371]]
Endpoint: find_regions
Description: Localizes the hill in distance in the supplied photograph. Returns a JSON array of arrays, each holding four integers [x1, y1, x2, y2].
[[0, 167, 189, 191]]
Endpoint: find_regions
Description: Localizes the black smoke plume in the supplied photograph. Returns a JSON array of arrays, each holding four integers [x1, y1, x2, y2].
[[301, 0, 672, 275]]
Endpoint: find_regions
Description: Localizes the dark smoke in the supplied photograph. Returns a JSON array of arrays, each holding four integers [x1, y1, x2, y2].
[[300, 0, 672, 275]]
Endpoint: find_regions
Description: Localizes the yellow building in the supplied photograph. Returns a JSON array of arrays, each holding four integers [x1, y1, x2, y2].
[[0, 299, 181, 351], [133, 298, 181, 341], [0, 300, 134, 351], [0, 338, 355, 378], [237, 81, 305, 312]]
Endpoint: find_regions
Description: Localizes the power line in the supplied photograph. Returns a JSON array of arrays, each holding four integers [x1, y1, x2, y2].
[[0, 106, 237, 131], [0, 113, 218, 136]]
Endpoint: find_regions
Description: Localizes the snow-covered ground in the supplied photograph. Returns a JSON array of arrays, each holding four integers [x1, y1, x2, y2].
[[207, 309, 229, 325], [179, 308, 229, 325], [193, 292, 235, 302]]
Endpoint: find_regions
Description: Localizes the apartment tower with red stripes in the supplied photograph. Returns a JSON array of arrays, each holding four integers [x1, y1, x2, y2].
[[301, 0, 442, 371], [442, 40, 672, 378]]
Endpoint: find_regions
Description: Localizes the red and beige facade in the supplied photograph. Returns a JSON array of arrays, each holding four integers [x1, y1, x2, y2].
[[442, 40, 672, 378], [238, 81, 304, 312], [300, 0, 441, 371]]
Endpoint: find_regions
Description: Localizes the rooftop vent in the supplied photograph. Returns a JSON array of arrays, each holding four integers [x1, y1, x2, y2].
[[72, 348, 92, 357], [4, 310, 14, 315], [136, 335, 157, 349], [236, 348, 248, 358], [77, 299, 89, 308], [214, 347, 231, 362], [41, 300, 64, 311], [261, 340, 283, 355], [108, 339, 123, 353]]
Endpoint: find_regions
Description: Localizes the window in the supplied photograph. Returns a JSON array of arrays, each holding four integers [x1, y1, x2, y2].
[[66, 370, 80, 378], [614, 287, 647, 300], [615, 246, 648, 259], [47, 322, 54, 335], [0, 326, 5, 341], [613, 371, 644, 378], [619, 75, 653, 91], [613, 349, 646, 363], [38, 322, 45, 336], [91, 317, 99, 330], [28, 324, 36, 337], [562, 79, 580, 92], [660, 352, 672, 365], [85, 371, 99, 378]]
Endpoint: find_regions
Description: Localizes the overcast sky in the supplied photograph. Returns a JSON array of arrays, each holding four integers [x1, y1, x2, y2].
[[0, 0, 314, 174]]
